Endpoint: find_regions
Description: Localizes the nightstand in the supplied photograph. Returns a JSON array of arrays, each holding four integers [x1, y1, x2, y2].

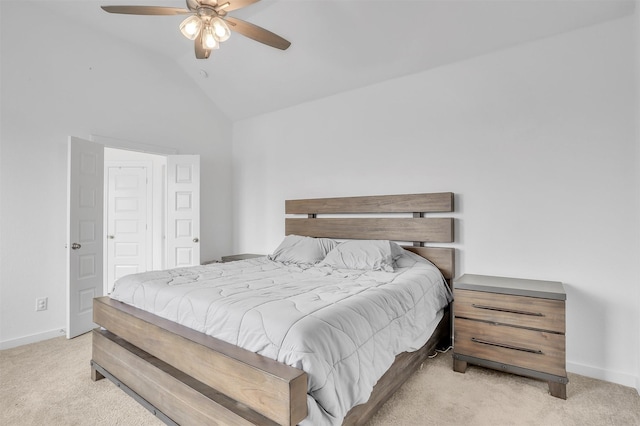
[[221, 253, 264, 262], [452, 274, 568, 399]]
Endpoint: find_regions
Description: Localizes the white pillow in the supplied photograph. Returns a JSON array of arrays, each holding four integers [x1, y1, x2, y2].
[[321, 240, 405, 272], [269, 235, 337, 264]]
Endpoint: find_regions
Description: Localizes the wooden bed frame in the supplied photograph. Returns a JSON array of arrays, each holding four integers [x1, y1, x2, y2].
[[91, 192, 455, 425]]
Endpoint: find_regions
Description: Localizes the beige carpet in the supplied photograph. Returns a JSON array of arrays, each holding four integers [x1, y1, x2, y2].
[[1, 333, 639, 426]]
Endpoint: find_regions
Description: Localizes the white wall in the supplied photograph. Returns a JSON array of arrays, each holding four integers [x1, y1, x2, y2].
[[0, 2, 234, 347], [233, 16, 639, 388]]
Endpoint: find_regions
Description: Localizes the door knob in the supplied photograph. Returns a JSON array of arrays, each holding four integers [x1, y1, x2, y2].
[[71, 243, 81, 250], [193, 238, 199, 243], [107, 235, 115, 239]]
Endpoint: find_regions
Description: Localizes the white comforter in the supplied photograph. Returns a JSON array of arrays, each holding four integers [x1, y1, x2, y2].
[[109, 251, 452, 425]]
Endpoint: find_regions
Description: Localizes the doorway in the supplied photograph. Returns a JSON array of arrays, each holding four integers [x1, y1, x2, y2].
[[104, 148, 166, 294]]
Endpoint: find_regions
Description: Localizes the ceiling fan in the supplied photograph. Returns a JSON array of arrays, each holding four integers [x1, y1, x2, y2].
[[101, 0, 291, 59]]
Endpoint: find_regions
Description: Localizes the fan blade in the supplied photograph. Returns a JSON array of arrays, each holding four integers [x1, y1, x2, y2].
[[101, 6, 191, 15], [218, 0, 261, 12], [224, 16, 290, 50], [194, 32, 211, 59]]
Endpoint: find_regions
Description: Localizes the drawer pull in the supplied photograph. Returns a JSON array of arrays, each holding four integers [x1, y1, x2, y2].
[[471, 337, 543, 355], [472, 303, 544, 317]]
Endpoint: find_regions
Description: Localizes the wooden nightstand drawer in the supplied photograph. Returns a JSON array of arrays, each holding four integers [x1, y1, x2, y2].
[[455, 317, 566, 377], [454, 289, 565, 333]]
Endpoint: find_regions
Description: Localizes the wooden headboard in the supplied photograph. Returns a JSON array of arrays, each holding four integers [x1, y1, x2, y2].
[[284, 192, 455, 280]]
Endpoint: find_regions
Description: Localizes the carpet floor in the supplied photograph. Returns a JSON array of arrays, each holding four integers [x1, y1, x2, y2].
[[1, 333, 639, 425]]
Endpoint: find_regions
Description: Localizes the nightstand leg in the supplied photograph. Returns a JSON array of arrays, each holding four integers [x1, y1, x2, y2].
[[453, 358, 468, 373], [91, 365, 105, 382], [548, 381, 567, 399]]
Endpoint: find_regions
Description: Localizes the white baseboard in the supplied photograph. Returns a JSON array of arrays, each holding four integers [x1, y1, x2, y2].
[[0, 328, 66, 350], [567, 361, 638, 390]]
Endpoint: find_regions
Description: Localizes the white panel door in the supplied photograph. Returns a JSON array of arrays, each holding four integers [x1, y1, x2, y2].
[[67, 136, 104, 338], [167, 155, 200, 268], [106, 166, 150, 293]]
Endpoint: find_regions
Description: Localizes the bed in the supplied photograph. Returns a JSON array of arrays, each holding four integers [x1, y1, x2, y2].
[[91, 192, 456, 425]]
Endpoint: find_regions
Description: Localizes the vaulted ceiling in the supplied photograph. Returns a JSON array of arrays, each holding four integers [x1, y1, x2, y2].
[[44, 0, 635, 121]]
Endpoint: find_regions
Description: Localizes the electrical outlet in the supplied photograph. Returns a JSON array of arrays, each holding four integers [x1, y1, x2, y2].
[[36, 297, 48, 312]]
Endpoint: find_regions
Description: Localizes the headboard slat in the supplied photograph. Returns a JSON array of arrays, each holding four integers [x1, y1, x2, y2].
[[286, 192, 453, 214], [285, 218, 453, 243]]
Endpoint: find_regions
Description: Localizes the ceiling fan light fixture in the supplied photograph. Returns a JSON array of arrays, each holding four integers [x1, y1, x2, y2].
[[211, 17, 231, 42], [202, 24, 219, 50], [180, 15, 202, 40], [101, 0, 291, 59]]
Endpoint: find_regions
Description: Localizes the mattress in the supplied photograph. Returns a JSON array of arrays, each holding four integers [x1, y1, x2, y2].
[[109, 250, 452, 425]]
